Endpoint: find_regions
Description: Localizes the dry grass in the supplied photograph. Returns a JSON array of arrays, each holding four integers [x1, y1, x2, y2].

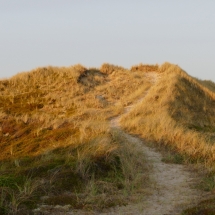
[[130, 63, 158, 72], [121, 62, 215, 168], [0, 63, 154, 160], [0, 63, 155, 213], [195, 78, 215, 93], [2, 61, 215, 213]]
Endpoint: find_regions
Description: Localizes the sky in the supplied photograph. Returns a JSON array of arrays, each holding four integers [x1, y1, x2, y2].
[[0, 0, 215, 81]]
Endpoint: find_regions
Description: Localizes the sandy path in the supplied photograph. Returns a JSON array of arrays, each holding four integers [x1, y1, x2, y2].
[[35, 72, 205, 215], [101, 132, 202, 215], [104, 72, 203, 215]]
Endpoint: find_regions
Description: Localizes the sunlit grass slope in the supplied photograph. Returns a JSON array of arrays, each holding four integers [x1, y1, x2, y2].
[[0, 64, 154, 159], [121, 62, 215, 167], [0, 63, 155, 214], [1, 62, 215, 214]]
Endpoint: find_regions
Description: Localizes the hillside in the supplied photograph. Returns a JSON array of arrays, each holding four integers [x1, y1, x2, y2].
[[121, 63, 215, 165], [0, 62, 215, 214], [0, 63, 155, 214], [0, 64, 154, 160]]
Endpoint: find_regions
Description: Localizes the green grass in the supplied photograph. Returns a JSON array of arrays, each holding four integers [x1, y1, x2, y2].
[[0, 127, 149, 213], [161, 152, 184, 164]]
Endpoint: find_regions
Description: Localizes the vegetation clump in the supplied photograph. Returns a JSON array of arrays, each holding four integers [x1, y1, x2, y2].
[[130, 63, 158, 72]]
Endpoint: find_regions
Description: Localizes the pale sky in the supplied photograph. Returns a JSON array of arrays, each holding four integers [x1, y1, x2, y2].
[[0, 1, 215, 81]]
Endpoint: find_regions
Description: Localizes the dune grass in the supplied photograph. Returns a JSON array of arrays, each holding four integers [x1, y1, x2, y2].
[[119, 63, 215, 214], [0, 63, 156, 214], [121, 63, 215, 167], [1, 62, 215, 214]]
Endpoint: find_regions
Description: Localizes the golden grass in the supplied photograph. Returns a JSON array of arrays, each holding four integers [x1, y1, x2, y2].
[[121, 62, 215, 168], [130, 63, 158, 72], [0, 63, 155, 213], [195, 78, 215, 93], [0, 63, 155, 159], [2, 61, 215, 213]]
